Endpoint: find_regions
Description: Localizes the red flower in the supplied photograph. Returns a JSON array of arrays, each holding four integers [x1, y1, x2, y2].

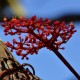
[[2, 16, 76, 59]]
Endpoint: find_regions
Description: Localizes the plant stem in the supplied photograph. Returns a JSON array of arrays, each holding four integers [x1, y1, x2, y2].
[[32, 31, 80, 79], [52, 47, 80, 79]]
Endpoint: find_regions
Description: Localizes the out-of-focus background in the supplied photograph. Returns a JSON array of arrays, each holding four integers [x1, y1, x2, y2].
[[0, 0, 80, 80], [1, 0, 80, 22]]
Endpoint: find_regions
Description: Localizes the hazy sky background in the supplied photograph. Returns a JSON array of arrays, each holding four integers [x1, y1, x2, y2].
[[0, 0, 80, 80]]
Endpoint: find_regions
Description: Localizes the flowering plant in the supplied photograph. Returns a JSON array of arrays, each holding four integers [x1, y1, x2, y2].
[[2, 16, 76, 58], [2, 16, 80, 80]]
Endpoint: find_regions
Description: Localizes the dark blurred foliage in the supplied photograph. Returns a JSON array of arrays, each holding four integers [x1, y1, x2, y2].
[[0, 0, 9, 20], [51, 14, 80, 23], [0, 0, 9, 8]]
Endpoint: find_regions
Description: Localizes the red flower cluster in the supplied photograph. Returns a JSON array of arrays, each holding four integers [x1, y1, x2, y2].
[[2, 16, 76, 59]]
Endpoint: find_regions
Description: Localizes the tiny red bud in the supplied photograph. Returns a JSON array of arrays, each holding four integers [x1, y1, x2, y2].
[[54, 21, 60, 25], [16, 24, 20, 27], [60, 47, 65, 50], [70, 22, 74, 27], [3, 17, 7, 22], [13, 39, 17, 43], [16, 51, 21, 56]]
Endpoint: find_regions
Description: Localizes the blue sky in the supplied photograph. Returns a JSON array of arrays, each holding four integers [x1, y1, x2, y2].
[[1, 0, 80, 80], [20, 0, 80, 18]]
